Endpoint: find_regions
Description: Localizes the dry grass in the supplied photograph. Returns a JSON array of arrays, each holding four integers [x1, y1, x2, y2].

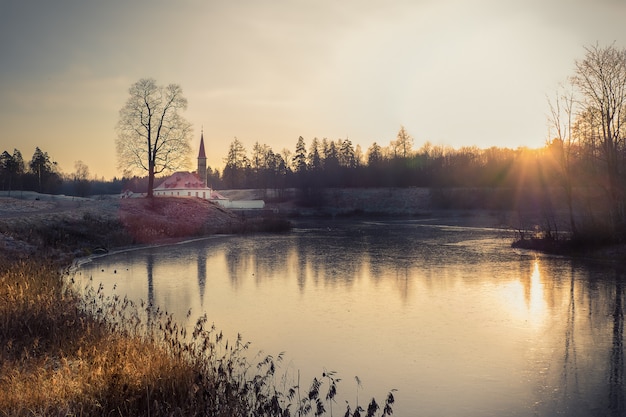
[[0, 256, 200, 416], [0, 212, 392, 416]]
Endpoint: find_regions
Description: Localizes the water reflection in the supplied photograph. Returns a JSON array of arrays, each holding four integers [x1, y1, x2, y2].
[[609, 278, 624, 415], [146, 252, 155, 308], [500, 260, 547, 328], [77, 221, 625, 417], [197, 247, 206, 304]]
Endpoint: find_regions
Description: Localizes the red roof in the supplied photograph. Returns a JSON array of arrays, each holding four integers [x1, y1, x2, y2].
[[154, 171, 208, 190]]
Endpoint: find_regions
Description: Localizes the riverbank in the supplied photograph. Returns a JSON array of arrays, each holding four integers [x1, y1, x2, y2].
[[0, 195, 289, 259], [0, 194, 391, 416]]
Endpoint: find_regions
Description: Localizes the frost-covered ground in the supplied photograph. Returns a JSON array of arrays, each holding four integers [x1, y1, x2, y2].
[[0, 193, 243, 255]]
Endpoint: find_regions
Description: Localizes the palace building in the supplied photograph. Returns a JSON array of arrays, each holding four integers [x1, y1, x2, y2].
[[152, 131, 220, 199], [152, 132, 264, 209]]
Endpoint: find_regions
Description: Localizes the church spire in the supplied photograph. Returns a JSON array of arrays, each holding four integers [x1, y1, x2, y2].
[[198, 128, 207, 159], [197, 129, 207, 185]]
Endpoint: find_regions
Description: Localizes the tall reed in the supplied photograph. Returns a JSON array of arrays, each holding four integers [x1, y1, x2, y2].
[[0, 255, 395, 416]]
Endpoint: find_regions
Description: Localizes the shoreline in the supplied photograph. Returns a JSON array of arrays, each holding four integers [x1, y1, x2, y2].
[[1, 189, 624, 264], [69, 234, 233, 271]]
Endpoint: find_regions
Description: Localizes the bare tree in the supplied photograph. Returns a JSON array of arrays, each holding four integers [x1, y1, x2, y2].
[[73, 160, 91, 197], [73, 160, 90, 181], [547, 83, 578, 234], [116, 78, 192, 197], [571, 43, 626, 230], [395, 126, 414, 158]]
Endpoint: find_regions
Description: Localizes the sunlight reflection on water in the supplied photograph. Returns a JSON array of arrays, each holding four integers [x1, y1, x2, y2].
[[76, 220, 625, 417]]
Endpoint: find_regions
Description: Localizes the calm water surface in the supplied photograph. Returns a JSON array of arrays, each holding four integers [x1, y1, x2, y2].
[[76, 219, 626, 417]]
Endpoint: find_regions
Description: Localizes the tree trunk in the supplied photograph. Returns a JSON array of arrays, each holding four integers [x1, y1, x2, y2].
[[147, 162, 155, 198]]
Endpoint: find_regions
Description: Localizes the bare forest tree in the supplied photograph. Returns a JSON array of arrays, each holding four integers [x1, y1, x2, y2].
[[548, 83, 578, 234], [73, 160, 91, 197], [394, 126, 413, 158], [571, 43, 626, 231], [116, 78, 192, 197]]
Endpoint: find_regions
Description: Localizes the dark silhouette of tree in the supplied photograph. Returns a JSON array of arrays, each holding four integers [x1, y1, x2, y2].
[[29, 147, 57, 192], [116, 78, 192, 197], [206, 166, 222, 189], [12, 149, 25, 176], [251, 142, 267, 171], [0, 149, 24, 195], [222, 138, 248, 188], [268, 151, 289, 198], [395, 126, 413, 159], [339, 138, 357, 168], [547, 83, 579, 235], [321, 140, 340, 187], [308, 138, 323, 173], [292, 136, 308, 175], [571, 43, 626, 233], [367, 142, 383, 167], [73, 160, 91, 197]]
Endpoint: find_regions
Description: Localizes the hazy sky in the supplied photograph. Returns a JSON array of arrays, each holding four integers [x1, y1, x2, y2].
[[0, 0, 624, 180]]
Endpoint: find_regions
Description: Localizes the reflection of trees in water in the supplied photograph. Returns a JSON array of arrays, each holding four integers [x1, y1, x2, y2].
[[296, 239, 307, 291], [145, 252, 155, 324], [222, 224, 497, 300], [301, 232, 365, 288], [559, 264, 581, 411], [545, 265, 626, 416], [225, 245, 246, 288], [609, 276, 624, 416], [224, 232, 369, 290]]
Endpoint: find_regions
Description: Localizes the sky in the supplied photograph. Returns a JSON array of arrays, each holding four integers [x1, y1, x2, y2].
[[0, 0, 624, 180]]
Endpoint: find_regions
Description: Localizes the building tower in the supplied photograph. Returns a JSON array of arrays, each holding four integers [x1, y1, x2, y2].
[[197, 130, 207, 185]]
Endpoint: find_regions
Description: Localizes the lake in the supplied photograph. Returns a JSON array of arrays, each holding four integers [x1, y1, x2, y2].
[[75, 218, 625, 417]]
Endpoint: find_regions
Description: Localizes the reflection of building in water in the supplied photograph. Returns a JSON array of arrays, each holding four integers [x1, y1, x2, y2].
[[153, 132, 265, 209]]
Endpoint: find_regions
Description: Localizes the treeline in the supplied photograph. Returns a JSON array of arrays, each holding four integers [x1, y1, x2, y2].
[[0, 139, 557, 193], [217, 132, 553, 190], [0, 147, 126, 196]]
